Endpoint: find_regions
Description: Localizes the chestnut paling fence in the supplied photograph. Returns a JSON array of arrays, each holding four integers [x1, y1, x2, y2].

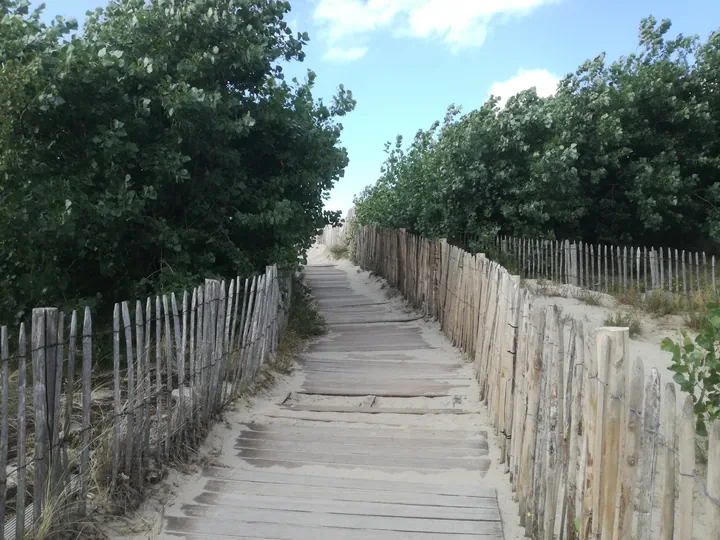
[[350, 224, 720, 540], [462, 234, 720, 297], [0, 265, 291, 539]]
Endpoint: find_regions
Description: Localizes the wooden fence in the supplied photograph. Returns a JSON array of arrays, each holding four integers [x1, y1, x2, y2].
[[485, 235, 720, 298], [353, 225, 720, 540], [1, 265, 290, 539], [317, 208, 355, 248]]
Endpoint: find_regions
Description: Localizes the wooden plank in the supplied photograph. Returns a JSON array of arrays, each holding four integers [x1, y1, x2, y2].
[[202, 466, 495, 498], [589, 332, 609, 540], [543, 307, 564, 540], [678, 394, 695, 540], [636, 368, 661, 540], [203, 478, 492, 508], [122, 301, 135, 474], [613, 356, 643, 539], [50, 310, 64, 493], [162, 294, 173, 457], [566, 322, 585, 540], [164, 516, 502, 540], [112, 303, 121, 489], [234, 439, 485, 459], [659, 382, 676, 540], [283, 404, 470, 415], [708, 420, 720, 535], [31, 308, 50, 524], [178, 504, 498, 534], [134, 300, 145, 473], [155, 296, 163, 461], [194, 491, 498, 519], [80, 309, 92, 514], [241, 422, 480, 440], [14, 324, 27, 540], [236, 431, 485, 449], [0, 327, 8, 539], [518, 307, 545, 527]]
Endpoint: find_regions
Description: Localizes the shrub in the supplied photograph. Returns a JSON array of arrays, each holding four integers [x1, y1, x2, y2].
[[662, 305, 720, 436]]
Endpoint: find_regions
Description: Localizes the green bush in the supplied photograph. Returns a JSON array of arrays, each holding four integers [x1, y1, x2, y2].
[[354, 17, 720, 253], [0, 0, 353, 324], [662, 306, 720, 436]]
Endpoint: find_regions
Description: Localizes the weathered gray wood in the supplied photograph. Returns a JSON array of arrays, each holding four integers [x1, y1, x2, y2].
[[50, 311, 64, 494], [714, 255, 717, 296], [162, 295, 173, 457], [188, 289, 197, 437], [659, 382, 676, 540], [134, 300, 145, 473], [0, 327, 8, 539], [171, 293, 184, 438], [696, 251, 701, 291], [155, 296, 163, 461], [181, 291, 188, 434], [112, 304, 121, 489], [143, 298, 152, 461], [532, 307, 553, 537], [542, 307, 565, 540], [221, 280, 234, 405], [703, 251, 708, 291], [682, 250, 688, 296], [678, 394, 695, 540], [63, 312, 78, 475], [708, 420, 720, 535], [613, 356, 643, 539], [15, 324, 27, 540], [518, 308, 545, 528], [80, 309, 92, 514], [597, 328, 628, 540], [590, 332, 609, 540], [31, 308, 50, 526], [565, 322, 584, 540], [122, 301, 135, 474], [636, 368, 660, 540]]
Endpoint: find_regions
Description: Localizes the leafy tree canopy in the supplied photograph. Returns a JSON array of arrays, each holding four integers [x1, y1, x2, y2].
[[355, 16, 720, 253], [0, 0, 354, 323]]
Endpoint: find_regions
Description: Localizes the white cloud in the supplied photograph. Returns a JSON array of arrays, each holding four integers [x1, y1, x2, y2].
[[488, 68, 560, 107], [313, 0, 558, 53], [324, 46, 369, 63]]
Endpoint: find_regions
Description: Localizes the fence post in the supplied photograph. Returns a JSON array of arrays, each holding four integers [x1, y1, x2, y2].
[[708, 421, 720, 534], [31, 307, 59, 525]]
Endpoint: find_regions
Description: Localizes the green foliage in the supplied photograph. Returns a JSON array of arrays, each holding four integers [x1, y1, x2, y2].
[[355, 16, 720, 252], [0, 0, 354, 323], [662, 306, 720, 436], [287, 280, 326, 338]]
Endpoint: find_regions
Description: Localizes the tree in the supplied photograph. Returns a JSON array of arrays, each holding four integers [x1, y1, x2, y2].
[[355, 16, 720, 254], [0, 0, 355, 322]]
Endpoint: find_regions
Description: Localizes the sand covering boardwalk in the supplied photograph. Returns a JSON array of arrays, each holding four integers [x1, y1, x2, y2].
[[125, 247, 514, 539]]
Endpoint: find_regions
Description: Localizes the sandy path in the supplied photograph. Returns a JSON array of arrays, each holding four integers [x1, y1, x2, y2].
[[107, 245, 523, 539]]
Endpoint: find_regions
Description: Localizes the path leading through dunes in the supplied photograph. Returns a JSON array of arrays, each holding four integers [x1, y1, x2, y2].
[[116, 245, 522, 540]]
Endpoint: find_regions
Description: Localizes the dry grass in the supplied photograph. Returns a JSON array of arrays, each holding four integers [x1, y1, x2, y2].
[[577, 291, 602, 306], [603, 311, 643, 337], [328, 243, 349, 260]]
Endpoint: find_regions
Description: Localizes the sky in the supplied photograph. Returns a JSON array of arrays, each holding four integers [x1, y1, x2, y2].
[[38, 0, 720, 218]]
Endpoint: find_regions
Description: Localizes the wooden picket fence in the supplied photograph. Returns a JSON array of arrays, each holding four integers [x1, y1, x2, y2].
[[317, 208, 355, 248], [0, 265, 290, 539], [485, 235, 720, 297], [353, 225, 720, 540]]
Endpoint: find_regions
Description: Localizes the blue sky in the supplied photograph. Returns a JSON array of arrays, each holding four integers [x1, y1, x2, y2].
[[39, 0, 720, 218]]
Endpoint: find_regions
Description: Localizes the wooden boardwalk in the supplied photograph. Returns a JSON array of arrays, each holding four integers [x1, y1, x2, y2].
[[157, 260, 503, 539]]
